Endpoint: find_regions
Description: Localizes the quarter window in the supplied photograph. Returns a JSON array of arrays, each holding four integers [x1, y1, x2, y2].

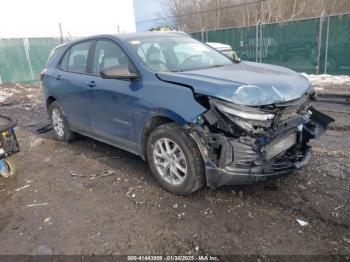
[[92, 40, 132, 75], [61, 41, 91, 73]]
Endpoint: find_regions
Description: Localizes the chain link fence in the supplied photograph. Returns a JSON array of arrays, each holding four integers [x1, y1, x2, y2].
[[0, 38, 61, 83], [190, 12, 350, 75], [0, 13, 349, 83]]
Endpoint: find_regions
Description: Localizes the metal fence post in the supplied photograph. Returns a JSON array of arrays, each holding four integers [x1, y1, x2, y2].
[[23, 39, 34, 81], [201, 27, 206, 42], [189, 12, 350, 75], [255, 22, 259, 62], [316, 13, 324, 74], [259, 23, 263, 63], [324, 16, 330, 74], [59, 23, 63, 44]]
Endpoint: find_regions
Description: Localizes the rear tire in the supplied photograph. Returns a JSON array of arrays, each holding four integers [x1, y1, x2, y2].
[[146, 123, 204, 195], [48, 101, 76, 142]]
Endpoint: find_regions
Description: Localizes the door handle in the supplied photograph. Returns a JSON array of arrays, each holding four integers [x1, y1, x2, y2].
[[85, 80, 96, 88]]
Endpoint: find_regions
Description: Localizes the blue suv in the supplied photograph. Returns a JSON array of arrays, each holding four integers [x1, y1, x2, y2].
[[41, 32, 333, 195]]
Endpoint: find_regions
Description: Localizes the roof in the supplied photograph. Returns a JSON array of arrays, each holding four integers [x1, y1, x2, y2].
[[61, 31, 191, 48], [114, 31, 189, 40], [71, 31, 188, 42]]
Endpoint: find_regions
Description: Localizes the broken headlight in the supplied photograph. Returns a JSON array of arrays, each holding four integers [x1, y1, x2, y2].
[[212, 99, 275, 132], [215, 103, 274, 121]]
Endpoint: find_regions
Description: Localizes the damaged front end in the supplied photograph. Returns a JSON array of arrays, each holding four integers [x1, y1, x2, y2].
[[186, 93, 334, 187]]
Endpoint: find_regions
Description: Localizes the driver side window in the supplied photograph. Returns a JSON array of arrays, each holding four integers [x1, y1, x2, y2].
[[92, 40, 131, 75]]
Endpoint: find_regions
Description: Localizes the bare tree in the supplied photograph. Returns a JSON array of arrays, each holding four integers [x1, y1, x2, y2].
[[166, 0, 350, 32]]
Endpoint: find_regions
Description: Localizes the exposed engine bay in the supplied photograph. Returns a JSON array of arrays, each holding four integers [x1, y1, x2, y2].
[[187, 92, 334, 186]]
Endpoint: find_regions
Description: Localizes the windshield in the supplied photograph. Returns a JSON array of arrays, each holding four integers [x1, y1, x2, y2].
[[127, 35, 233, 72]]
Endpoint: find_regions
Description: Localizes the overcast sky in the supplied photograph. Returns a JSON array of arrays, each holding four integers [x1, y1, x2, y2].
[[134, 0, 167, 32], [0, 0, 136, 38]]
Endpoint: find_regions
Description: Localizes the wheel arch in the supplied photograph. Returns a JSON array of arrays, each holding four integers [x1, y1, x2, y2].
[[141, 114, 179, 160], [46, 96, 57, 110]]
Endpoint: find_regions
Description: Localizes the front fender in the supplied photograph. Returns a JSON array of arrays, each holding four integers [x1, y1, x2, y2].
[[135, 108, 195, 147], [148, 108, 189, 125]]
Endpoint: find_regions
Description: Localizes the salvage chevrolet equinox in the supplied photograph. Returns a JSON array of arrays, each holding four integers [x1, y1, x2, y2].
[[41, 32, 334, 195]]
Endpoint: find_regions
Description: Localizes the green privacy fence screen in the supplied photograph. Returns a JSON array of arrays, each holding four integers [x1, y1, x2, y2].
[[190, 12, 350, 75], [0, 38, 61, 83], [0, 13, 349, 83]]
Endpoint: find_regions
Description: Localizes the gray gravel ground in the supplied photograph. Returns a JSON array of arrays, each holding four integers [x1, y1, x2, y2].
[[0, 83, 349, 256]]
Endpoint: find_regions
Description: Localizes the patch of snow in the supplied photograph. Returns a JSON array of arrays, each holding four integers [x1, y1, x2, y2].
[[301, 73, 350, 88], [15, 83, 27, 89], [0, 90, 14, 103]]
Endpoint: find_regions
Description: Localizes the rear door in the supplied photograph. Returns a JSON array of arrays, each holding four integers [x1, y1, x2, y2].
[[55, 41, 93, 129], [86, 39, 138, 146]]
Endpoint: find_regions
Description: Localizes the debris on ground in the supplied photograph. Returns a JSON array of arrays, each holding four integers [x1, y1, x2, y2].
[[0, 83, 349, 255], [43, 217, 52, 224], [70, 170, 115, 180], [296, 219, 309, 227], [89, 170, 114, 180], [331, 212, 339, 218], [22, 104, 33, 110], [125, 188, 137, 199], [36, 123, 52, 134], [177, 212, 185, 219], [15, 184, 30, 192], [334, 205, 343, 210], [96, 156, 121, 160], [30, 138, 44, 148], [26, 203, 48, 207], [70, 173, 88, 178], [0, 90, 14, 103]]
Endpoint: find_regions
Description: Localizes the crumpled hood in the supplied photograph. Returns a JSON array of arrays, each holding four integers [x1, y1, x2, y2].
[[156, 61, 312, 106]]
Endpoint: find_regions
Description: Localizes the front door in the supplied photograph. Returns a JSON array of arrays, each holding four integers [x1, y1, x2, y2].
[[87, 39, 138, 145]]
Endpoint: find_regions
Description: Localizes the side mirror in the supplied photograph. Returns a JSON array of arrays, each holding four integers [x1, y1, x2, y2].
[[100, 65, 138, 80]]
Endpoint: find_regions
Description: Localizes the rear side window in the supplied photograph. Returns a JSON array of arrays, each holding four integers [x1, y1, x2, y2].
[[61, 41, 91, 73], [47, 46, 64, 67]]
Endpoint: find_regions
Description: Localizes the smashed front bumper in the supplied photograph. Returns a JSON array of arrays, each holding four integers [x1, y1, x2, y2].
[[204, 141, 311, 187], [192, 128, 312, 187], [188, 96, 334, 187]]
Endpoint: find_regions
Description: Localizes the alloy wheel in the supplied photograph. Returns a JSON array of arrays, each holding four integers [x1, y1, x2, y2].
[[153, 138, 187, 186], [51, 108, 65, 137]]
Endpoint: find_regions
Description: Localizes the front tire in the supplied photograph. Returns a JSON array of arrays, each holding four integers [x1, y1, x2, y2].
[[146, 123, 204, 195], [48, 101, 76, 142]]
